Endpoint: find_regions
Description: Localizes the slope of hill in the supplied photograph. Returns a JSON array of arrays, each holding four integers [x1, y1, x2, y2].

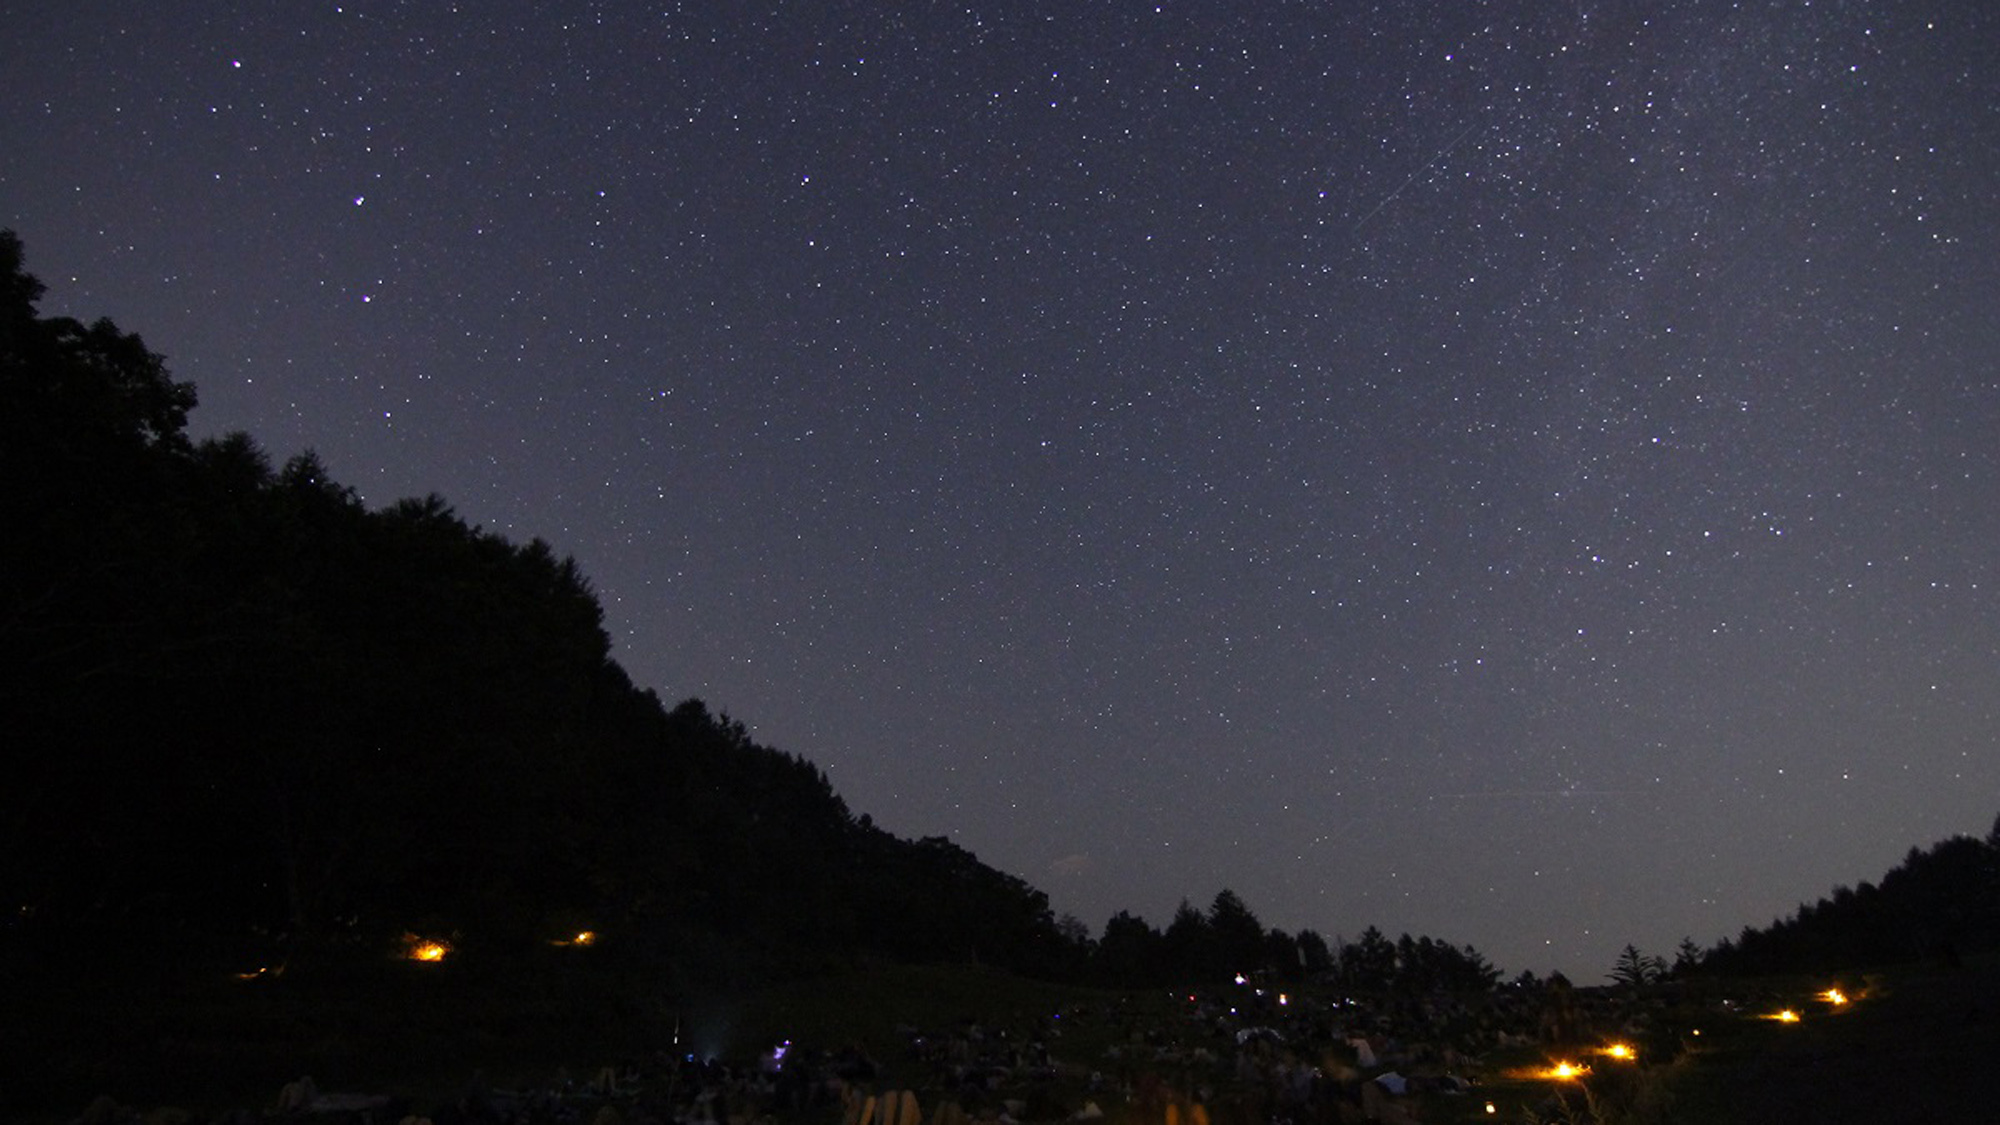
[[1699, 824, 2000, 977], [1657, 958, 2000, 1123], [0, 227, 1067, 985]]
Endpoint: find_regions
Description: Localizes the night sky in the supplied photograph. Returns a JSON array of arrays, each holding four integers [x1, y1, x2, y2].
[[7, 1, 1998, 978]]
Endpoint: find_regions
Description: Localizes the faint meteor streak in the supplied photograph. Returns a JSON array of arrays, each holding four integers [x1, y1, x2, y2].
[[1353, 122, 1482, 230]]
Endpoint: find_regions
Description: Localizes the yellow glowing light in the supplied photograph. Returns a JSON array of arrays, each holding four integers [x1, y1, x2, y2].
[[1507, 1061, 1590, 1082], [551, 930, 598, 947], [1485, 1103, 1497, 1115], [1278, 993, 1289, 1005], [1821, 987, 1848, 1006], [1765, 1009, 1800, 1023], [1597, 1043, 1636, 1061], [400, 932, 451, 962]]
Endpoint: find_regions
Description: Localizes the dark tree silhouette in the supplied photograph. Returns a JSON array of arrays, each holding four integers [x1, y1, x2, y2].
[[1696, 824, 2000, 975], [1, 230, 1517, 999], [1095, 910, 1165, 986]]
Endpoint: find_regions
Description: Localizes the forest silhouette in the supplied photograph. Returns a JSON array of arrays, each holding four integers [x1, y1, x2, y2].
[[5, 227, 1997, 999], [2, 229, 1500, 992]]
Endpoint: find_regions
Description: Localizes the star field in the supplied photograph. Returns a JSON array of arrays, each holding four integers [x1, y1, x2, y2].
[[5, 1, 1998, 976]]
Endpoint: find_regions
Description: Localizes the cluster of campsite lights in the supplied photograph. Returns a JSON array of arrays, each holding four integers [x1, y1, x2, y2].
[[1499, 1040, 1639, 1088], [1762, 985, 1854, 1024], [387, 928, 603, 965], [1227, 971, 1289, 1007], [1481, 984, 1854, 1116]]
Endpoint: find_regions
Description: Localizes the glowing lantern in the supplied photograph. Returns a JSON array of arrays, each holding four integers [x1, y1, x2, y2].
[[1597, 1043, 1636, 1062], [1765, 1009, 1800, 1023], [1820, 987, 1848, 1006], [1507, 1061, 1590, 1082]]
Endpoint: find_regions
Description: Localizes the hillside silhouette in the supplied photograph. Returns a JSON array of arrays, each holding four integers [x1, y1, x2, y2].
[[5, 230, 1493, 996], [0, 229, 1068, 983], [1696, 818, 2000, 977], [13, 227, 2000, 1123], [14, 226, 1999, 997]]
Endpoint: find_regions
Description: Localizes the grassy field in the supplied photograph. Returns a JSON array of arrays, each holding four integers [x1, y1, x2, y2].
[[1, 943, 1137, 1124], [717, 961, 1143, 1066], [9, 946, 1997, 1125], [1637, 958, 2000, 1123], [1442, 956, 2000, 1124], [4, 946, 649, 1119]]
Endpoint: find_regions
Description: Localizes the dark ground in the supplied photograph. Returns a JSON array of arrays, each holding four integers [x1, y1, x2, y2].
[[8, 944, 1999, 1125], [1644, 958, 2000, 1124]]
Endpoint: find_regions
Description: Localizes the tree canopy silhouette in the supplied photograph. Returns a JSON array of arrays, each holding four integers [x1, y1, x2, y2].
[[1, 230, 1511, 995], [0, 230, 1065, 978], [1697, 818, 2000, 976]]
